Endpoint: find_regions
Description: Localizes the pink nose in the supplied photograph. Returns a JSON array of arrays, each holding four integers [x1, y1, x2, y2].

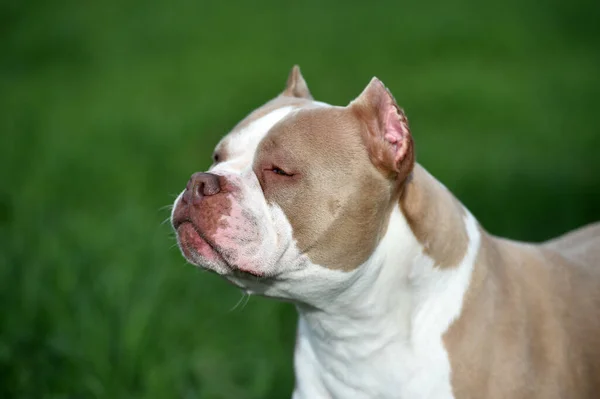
[[182, 172, 221, 205]]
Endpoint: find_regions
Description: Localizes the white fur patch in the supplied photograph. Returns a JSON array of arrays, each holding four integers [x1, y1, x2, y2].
[[291, 206, 481, 399], [213, 106, 295, 174]]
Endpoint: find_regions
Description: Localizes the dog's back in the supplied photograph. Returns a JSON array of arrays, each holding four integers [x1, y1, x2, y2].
[[540, 223, 600, 397], [445, 222, 600, 398], [544, 222, 600, 268]]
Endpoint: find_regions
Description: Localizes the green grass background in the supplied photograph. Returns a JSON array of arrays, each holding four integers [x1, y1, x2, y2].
[[1, 0, 599, 397]]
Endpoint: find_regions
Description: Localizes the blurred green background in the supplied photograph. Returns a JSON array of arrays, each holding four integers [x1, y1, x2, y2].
[[1, 0, 599, 397]]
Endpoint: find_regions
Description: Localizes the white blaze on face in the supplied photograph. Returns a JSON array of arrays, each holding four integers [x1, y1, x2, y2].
[[204, 106, 307, 277], [171, 105, 298, 274], [212, 106, 295, 174]]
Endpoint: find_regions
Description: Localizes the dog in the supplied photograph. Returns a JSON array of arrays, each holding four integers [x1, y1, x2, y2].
[[171, 66, 600, 398]]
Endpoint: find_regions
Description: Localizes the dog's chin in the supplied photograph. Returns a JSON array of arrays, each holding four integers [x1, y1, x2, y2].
[[176, 222, 228, 271], [175, 222, 266, 280]]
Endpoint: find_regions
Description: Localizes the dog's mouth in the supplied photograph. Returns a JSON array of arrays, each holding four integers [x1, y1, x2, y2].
[[174, 219, 265, 279], [175, 220, 225, 266]]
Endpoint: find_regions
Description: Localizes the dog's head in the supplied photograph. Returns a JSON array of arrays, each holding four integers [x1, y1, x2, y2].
[[171, 66, 415, 303]]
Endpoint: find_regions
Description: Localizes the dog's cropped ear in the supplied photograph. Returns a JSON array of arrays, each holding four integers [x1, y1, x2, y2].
[[283, 65, 313, 99], [349, 78, 414, 181]]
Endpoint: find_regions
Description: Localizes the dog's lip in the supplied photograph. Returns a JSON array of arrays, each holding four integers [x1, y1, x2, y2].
[[176, 220, 221, 257], [173, 214, 270, 281], [176, 222, 268, 280], [174, 220, 261, 279], [172, 214, 189, 230]]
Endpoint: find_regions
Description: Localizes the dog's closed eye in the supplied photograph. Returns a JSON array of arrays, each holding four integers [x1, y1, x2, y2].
[[270, 166, 293, 177]]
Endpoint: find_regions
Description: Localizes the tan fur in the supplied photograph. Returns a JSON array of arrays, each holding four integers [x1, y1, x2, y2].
[[443, 223, 600, 398], [544, 223, 600, 266], [283, 65, 313, 99], [254, 106, 395, 271], [400, 165, 469, 268], [393, 161, 600, 397], [230, 72, 419, 271]]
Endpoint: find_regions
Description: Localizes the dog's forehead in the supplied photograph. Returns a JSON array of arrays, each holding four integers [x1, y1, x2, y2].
[[213, 96, 320, 173]]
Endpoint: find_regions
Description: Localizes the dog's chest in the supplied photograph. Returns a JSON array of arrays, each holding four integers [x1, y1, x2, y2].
[[293, 316, 456, 399]]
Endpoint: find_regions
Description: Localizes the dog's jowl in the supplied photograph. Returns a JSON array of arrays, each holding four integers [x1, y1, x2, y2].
[[171, 66, 600, 399]]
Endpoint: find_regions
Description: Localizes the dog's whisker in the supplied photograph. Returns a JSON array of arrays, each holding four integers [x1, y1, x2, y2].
[[158, 204, 174, 212], [240, 292, 251, 311], [228, 292, 248, 312]]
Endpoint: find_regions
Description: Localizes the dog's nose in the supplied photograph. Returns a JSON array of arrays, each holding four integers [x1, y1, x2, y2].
[[182, 172, 221, 204]]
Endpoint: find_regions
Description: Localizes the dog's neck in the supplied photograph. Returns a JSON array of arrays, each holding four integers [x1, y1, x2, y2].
[[294, 164, 481, 396]]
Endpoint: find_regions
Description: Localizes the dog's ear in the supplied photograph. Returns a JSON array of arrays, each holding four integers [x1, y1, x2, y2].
[[349, 78, 414, 181], [283, 65, 313, 99]]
